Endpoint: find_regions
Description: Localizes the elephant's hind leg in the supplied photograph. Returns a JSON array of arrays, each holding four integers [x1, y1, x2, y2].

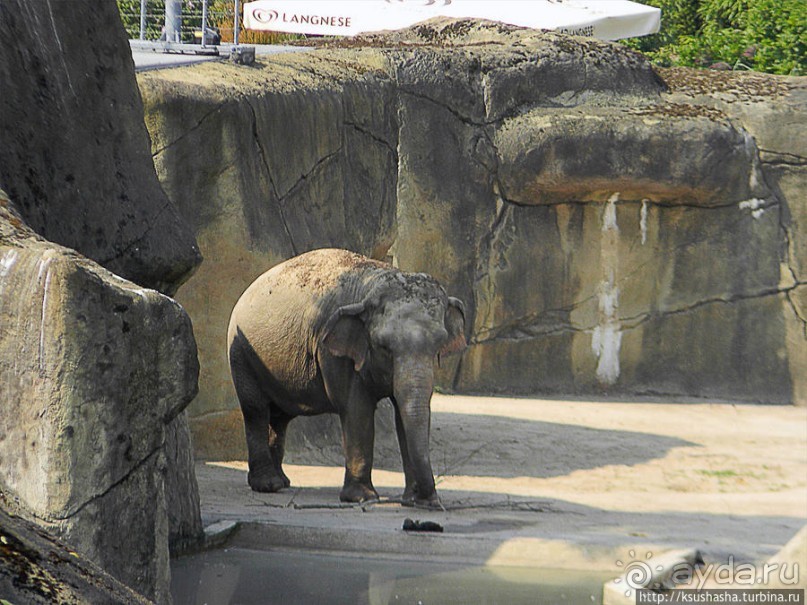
[[242, 406, 287, 493], [230, 344, 287, 493], [268, 405, 292, 488]]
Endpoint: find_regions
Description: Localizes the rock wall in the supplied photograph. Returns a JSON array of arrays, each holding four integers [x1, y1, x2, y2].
[[139, 55, 399, 458], [660, 68, 807, 404], [0, 1, 204, 601], [0, 0, 201, 295], [137, 20, 806, 461]]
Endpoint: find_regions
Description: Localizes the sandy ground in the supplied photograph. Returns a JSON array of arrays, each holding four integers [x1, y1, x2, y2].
[[198, 395, 807, 571], [427, 395, 806, 517]]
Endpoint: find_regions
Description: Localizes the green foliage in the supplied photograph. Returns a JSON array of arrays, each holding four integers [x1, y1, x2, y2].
[[118, 0, 161, 40], [622, 0, 805, 75], [743, 0, 806, 74], [697, 0, 748, 29]]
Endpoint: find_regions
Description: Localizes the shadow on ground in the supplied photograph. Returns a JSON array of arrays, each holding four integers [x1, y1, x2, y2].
[[281, 405, 695, 479]]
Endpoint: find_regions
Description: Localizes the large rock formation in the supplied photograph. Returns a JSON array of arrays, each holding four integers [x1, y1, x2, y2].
[[136, 19, 806, 462], [0, 190, 198, 603], [0, 0, 201, 294], [0, 0, 203, 601]]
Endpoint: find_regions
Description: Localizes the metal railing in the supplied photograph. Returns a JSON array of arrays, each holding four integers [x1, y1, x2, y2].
[[118, 0, 242, 47]]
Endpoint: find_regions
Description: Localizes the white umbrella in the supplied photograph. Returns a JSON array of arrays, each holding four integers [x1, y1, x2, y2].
[[242, 0, 661, 41]]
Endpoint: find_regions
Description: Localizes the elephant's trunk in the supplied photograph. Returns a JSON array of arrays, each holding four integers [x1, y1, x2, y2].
[[393, 354, 437, 502]]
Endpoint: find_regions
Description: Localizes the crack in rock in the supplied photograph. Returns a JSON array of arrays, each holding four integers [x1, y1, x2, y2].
[[344, 121, 398, 159], [471, 194, 785, 349], [150, 101, 227, 158], [279, 147, 343, 205], [473, 284, 801, 346], [98, 198, 173, 266], [759, 149, 807, 167], [48, 446, 163, 522], [785, 289, 807, 338], [399, 87, 490, 127], [245, 98, 297, 256]]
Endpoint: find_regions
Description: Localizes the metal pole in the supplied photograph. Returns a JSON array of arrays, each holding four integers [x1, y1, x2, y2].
[[201, 0, 209, 47], [139, 0, 147, 40], [234, 0, 240, 45], [165, 0, 182, 43]]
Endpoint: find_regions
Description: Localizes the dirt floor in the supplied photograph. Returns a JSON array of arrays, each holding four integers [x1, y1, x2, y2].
[[197, 395, 807, 572]]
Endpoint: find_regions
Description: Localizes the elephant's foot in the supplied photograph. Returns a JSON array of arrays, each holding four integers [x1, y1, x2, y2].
[[401, 487, 442, 509], [270, 451, 291, 488], [415, 497, 444, 510], [248, 471, 287, 493], [273, 465, 291, 488], [340, 481, 379, 503], [401, 486, 416, 505]]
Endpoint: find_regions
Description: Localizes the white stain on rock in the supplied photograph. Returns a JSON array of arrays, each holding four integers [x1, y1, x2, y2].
[[592, 326, 622, 385], [35, 252, 57, 371], [0, 249, 20, 301], [591, 194, 622, 386], [603, 192, 620, 232], [640, 199, 649, 245], [592, 270, 622, 385], [739, 198, 766, 219], [0, 248, 19, 279]]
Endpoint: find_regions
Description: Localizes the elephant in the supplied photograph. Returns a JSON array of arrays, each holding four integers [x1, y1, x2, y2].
[[227, 248, 467, 507]]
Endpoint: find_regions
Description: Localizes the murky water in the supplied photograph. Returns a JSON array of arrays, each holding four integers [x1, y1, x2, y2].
[[171, 548, 608, 604]]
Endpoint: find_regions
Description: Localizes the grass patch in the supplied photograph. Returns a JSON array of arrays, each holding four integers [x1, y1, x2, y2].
[[697, 469, 740, 478]]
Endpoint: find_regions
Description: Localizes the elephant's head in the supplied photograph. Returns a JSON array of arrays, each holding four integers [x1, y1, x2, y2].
[[321, 271, 467, 504]]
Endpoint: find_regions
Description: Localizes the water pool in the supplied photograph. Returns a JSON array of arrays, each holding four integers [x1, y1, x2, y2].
[[171, 547, 609, 604]]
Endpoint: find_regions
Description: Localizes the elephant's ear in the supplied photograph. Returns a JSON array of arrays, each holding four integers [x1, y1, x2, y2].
[[440, 297, 467, 356], [322, 303, 370, 372]]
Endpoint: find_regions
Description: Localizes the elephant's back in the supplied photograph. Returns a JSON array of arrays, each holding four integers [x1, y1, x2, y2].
[[227, 249, 386, 392], [234, 249, 385, 317], [264, 248, 386, 298]]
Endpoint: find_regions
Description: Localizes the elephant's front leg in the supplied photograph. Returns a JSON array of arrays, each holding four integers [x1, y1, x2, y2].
[[392, 400, 417, 503], [336, 377, 380, 503]]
